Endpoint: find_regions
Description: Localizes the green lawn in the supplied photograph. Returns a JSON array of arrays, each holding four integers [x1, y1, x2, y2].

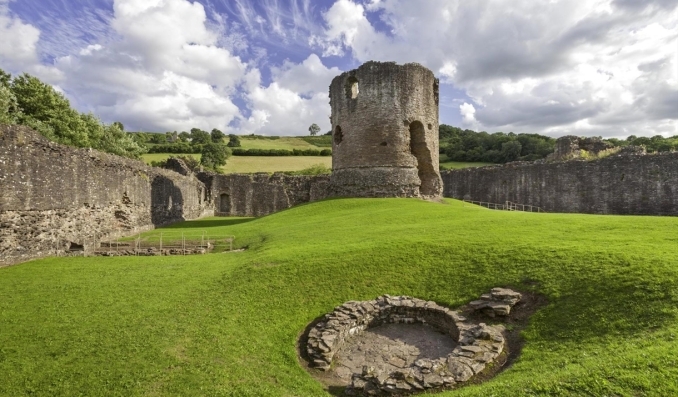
[[1, 199, 677, 396]]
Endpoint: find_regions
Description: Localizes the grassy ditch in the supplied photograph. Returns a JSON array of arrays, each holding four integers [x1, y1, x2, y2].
[[2, 199, 676, 396]]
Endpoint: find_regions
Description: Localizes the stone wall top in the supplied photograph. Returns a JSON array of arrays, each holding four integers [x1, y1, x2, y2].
[[0, 125, 206, 212]]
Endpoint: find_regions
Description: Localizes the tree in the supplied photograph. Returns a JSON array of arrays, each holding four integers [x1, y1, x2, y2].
[[0, 68, 146, 158], [178, 131, 190, 142], [500, 140, 522, 162], [200, 143, 231, 171], [172, 155, 201, 171], [210, 128, 225, 143], [11, 73, 90, 147], [0, 84, 20, 125], [112, 121, 124, 131], [190, 128, 211, 145], [96, 122, 146, 158], [149, 133, 167, 144], [308, 123, 320, 136], [227, 134, 241, 147], [0, 69, 11, 88], [131, 132, 149, 145]]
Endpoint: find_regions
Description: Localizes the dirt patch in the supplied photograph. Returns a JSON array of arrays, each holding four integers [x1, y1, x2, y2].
[[333, 323, 456, 383]]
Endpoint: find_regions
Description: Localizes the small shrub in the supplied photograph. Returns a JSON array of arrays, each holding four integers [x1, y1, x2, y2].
[[283, 164, 332, 176]]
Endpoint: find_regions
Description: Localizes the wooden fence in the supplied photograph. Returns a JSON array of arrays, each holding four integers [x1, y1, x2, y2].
[[463, 200, 544, 213]]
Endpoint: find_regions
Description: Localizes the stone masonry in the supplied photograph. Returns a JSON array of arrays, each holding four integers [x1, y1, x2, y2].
[[329, 62, 443, 198], [442, 146, 678, 215], [549, 135, 615, 161], [197, 172, 330, 217], [306, 289, 522, 396], [0, 125, 212, 267]]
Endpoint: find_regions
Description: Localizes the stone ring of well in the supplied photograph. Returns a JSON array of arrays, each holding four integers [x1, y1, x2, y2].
[[306, 289, 521, 395]]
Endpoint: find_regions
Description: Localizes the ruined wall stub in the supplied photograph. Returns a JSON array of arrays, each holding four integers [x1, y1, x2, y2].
[[329, 61, 443, 198]]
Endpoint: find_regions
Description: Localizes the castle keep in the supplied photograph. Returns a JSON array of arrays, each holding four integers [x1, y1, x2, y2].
[[329, 62, 443, 198]]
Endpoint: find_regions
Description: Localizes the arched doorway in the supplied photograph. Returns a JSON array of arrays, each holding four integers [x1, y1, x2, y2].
[[219, 193, 231, 214], [409, 121, 437, 196]]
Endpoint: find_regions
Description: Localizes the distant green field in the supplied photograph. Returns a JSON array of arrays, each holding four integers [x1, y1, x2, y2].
[[1, 199, 677, 396], [142, 152, 489, 174], [440, 161, 494, 170], [141, 153, 201, 164], [222, 156, 332, 173], [300, 135, 332, 147], [439, 154, 494, 169], [141, 153, 331, 174], [239, 136, 321, 150]]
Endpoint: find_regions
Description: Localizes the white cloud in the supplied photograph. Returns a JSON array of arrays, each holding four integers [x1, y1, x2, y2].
[[271, 53, 341, 95], [50, 0, 248, 132], [241, 54, 334, 136], [5, 0, 335, 135], [313, 0, 390, 58], [459, 103, 478, 128], [314, 0, 678, 137], [0, 3, 61, 80], [0, 10, 40, 71], [4, 0, 676, 137]]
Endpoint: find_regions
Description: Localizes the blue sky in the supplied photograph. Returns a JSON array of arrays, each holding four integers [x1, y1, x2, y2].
[[1, 0, 676, 137]]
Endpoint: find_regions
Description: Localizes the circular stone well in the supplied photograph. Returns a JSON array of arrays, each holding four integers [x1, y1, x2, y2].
[[305, 290, 522, 396]]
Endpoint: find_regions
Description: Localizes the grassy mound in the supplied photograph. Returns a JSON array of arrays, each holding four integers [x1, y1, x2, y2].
[[1, 199, 677, 396]]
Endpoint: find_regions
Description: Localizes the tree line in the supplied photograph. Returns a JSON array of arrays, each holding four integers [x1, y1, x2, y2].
[[0, 69, 145, 159], [4, 68, 674, 167], [439, 125, 678, 164], [439, 125, 555, 163]]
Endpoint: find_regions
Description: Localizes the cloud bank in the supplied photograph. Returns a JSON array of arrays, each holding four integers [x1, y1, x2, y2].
[[1, 0, 676, 137]]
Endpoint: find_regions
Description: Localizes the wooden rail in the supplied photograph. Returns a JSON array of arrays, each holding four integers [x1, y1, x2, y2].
[[463, 200, 544, 213]]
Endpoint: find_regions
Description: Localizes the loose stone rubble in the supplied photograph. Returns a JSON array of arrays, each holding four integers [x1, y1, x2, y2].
[[93, 247, 208, 256], [306, 290, 522, 396], [468, 288, 523, 317]]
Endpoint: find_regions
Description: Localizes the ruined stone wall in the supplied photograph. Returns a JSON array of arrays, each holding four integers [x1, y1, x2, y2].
[[549, 135, 615, 161], [330, 61, 442, 198], [0, 125, 212, 266], [199, 172, 330, 217], [442, 152, 678, 215]]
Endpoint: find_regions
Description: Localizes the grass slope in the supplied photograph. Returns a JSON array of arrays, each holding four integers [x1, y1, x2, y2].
[[2, 199, 676, 396], [239, 137, 321, 151]]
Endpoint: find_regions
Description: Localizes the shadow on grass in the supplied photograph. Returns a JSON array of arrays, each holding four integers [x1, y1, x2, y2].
[[531, 276, 677, 342], [421, 249, 678, 343], [160, 217, 256, 229]]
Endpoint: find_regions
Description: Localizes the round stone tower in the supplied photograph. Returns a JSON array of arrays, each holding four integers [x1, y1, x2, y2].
[[329, 61, 443, 198]]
